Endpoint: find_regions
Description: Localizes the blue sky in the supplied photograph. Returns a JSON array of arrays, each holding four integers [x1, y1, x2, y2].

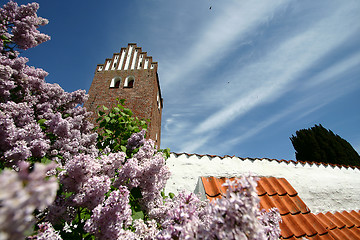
[[18, 0, 360, 160]]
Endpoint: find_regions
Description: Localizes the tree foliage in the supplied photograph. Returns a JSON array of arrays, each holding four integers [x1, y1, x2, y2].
[[290, 124, 360, 166], [95, 98, 148, 154]]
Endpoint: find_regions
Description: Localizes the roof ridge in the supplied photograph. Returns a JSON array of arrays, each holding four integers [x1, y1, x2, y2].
[[171, 152, 360, 170]]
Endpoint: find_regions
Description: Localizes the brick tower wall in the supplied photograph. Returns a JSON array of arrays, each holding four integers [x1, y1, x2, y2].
[[84, 43, 163, 147]]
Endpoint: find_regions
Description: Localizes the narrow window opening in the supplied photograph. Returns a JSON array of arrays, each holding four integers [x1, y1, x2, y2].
[[110, 77, 121, 88], [157, 93, 161, 110], [127, 80, 134, 88], [124, 76, 135, 88]]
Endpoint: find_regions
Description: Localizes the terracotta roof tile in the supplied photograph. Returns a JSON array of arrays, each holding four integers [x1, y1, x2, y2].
[[281, 213, 328, 238], [201, 176, 318, 239], [280, 225, 296, 239], [281, 214, 308, 238], [200, 176, 223, 197], [201, 176, 360, 240], [256, 180, 267, 196], [349, 210, 360, 226], [316, 211, 360, 240], [257, 178, 298, 197], [258, 177, 279, 196], [200, 176, 235, 197], [276, 178, 298, 196], [342, 211, 360, 227], [328, 228, 351, 240], [340, 227, 360, 240], [325, 212, 346, 229], [268, 177, 290, 195], [282, 236, 297, 240], [259, 194, 308, 215], [304, 213, 329, 235], [306, 233, 335, 240], [334, 211, 355, 228], [316, 212, 338, 230], [350, 228, 360, 238]]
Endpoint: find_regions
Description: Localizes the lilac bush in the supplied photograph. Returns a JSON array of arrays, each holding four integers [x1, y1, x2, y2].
[[0, 1, 281, 239], [43, 128, 170, 238], [0, 1, 97, 168], [0, 161, 58, 240], [0, 1, 49, 52], [0, 1, 96, 238]]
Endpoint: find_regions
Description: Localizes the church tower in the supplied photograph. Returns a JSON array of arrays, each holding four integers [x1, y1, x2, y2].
[[85, 43, 163, 147]]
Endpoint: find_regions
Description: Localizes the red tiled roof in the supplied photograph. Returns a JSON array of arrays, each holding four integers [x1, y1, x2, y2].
[[173, 152, 360, 170], [316, 211, 360, 240], [201, 176, 360, 240]]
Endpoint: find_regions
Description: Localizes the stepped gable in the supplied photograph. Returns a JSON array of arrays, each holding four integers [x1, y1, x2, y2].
[[95, 43, 158, 72]]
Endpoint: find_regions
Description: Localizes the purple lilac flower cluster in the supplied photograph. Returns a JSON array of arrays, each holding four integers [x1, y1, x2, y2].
[[204, 176, 274, 240], [133, 219, 160, 240], [84, 187, 133, 239], [116, 138, 171, 211], [57, 152, 125, 211], [0, 1, 49, 52], [0, 162, 58, 240], [0, 1, 98, 167], [54, 135, 171, 238], [30, 222, 62, 240], [156, 192, 210, 240], [259, 208, 283, 240], [126, 129, 146, 150], [156, 176, 281, 240]]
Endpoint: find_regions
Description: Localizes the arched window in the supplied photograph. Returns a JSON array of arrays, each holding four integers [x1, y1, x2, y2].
[[110, 76, 121, 88], [127, 79, 134, 88], [124, 76, 135, 88]]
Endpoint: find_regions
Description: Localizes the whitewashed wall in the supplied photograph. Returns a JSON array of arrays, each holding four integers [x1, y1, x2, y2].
[[165, 153, 360, 214]]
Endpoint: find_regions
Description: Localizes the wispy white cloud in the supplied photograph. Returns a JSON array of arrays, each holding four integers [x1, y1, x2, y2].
[[161, 0, 291, 150], [178, 133, 215, 153], [161, 0, 360, 156], [303, 51, 360, 89], [219, 91, 344, 153], [162, 0, 290, 88], [192, 2, 360, 136], [194, 48, 360, 154]]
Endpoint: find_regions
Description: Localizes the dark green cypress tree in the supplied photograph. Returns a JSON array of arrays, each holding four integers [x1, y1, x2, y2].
[[290, 124, 360, 166]]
